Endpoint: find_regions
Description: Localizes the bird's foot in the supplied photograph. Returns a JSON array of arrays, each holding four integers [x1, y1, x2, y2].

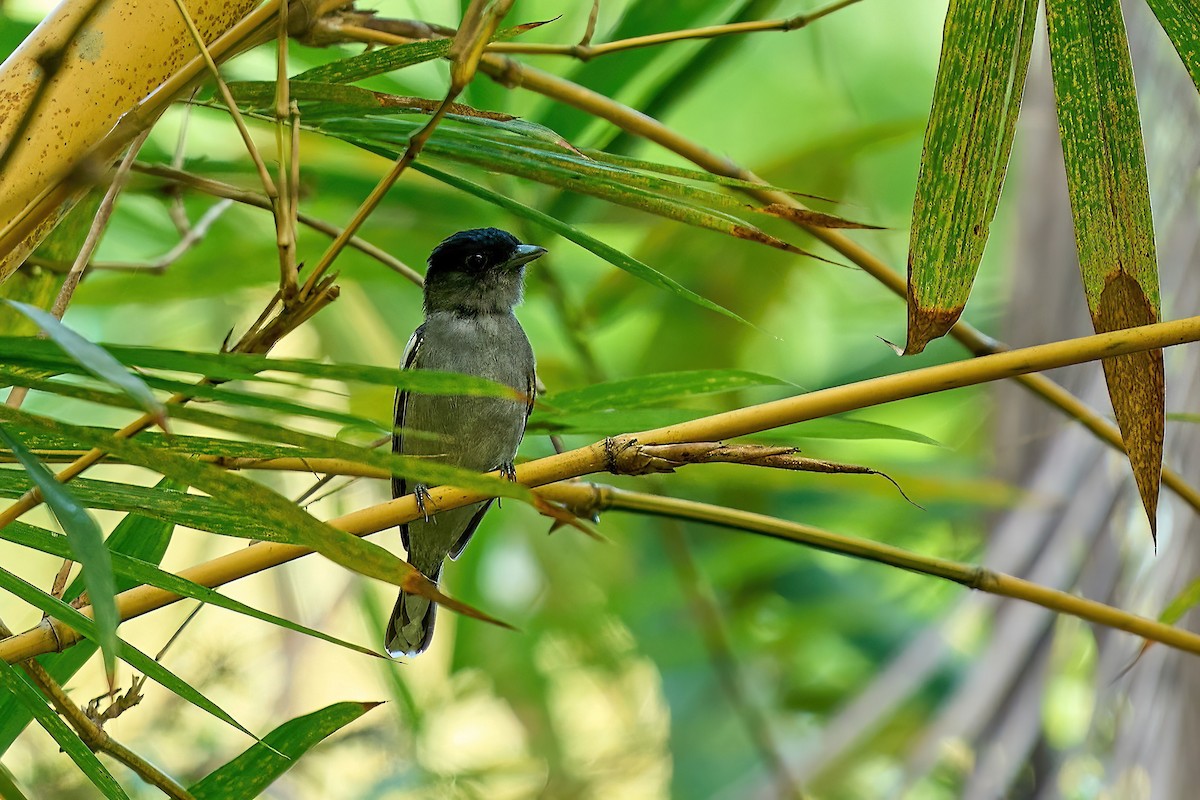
[[497, 462, 518, 508], [414, 484, 434, 522]]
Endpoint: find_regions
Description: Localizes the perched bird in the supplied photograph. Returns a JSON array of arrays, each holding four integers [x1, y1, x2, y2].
[[387, 228, 545, 657]]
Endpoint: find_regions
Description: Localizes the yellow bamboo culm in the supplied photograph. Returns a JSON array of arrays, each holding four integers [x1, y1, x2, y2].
[[0, 0, 275, 279]]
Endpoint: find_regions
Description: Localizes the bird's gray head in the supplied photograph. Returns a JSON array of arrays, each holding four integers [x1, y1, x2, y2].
[[423, 228, 546, 316]]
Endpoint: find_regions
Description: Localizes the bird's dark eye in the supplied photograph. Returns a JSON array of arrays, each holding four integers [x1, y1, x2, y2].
[[466, 253, 486, 269]]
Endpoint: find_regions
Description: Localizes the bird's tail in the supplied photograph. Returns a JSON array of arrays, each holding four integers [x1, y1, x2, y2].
[[385, 566, 440, 657]]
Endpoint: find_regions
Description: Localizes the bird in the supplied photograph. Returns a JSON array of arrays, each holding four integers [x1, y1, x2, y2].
[[386, 227, 546, 657]]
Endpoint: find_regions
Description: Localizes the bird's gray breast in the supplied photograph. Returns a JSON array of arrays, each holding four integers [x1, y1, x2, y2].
[[402, 311, 533, 472]]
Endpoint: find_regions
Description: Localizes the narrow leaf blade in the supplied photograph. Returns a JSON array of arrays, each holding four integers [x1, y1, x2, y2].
[[5, 301, 166, 428], [0, 426, 119, 678], [905, 0, 1036, 352], [1046, 0, 1164, 536]]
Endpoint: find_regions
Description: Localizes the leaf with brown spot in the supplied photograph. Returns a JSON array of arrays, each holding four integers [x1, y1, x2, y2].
[[758, 203, 883, 230], [1046, 0, 1164, 539], [905, 0, 1037, 353]]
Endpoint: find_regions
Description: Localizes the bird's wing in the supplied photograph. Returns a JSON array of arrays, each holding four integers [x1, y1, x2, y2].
[[393, 325, 425, 553], [447, 366, 536, 562]]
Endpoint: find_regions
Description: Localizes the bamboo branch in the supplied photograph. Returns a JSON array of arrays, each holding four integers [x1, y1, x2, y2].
[[4, 314, 1200, 664], [130, 163, 423, 285], [483, 0, 861, 60]]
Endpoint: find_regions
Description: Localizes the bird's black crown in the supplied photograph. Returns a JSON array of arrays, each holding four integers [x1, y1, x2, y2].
[[428, 227, 522, 275]]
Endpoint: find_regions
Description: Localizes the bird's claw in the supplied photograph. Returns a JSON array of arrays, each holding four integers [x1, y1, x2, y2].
[[414, 484, 434, 522], [496, 462, 518, 508]]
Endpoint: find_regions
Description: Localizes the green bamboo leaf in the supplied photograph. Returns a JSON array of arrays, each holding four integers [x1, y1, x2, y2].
[[0, 426, 303, 461], [905, 0, 1036, 353], [0, 469, 278, 541], [319, 115, 864, 246], [293, 38, 452, 84], [0, 426, 119, 678], [292, 21, 539, 84], [0, 660, 129, 800], [0, 335, 515, 398], [0, 565, 258, 743], [5, 301, 167, 429], [1046, 0, 1164, 537], [189, 701, 378, 799], [1158, 576, 1200, 625], [0, 761, 31, 800], [0, 521, 382, 659], [1144, 0, 1200, 92], [414, 164, 755, 327], [543, 369, 790, 413]]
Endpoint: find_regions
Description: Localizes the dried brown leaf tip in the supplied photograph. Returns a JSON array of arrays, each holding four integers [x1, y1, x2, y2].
[[904, 301, 965, 355], [1095, 272, 1164, 541], [759, 204, 884, 230]]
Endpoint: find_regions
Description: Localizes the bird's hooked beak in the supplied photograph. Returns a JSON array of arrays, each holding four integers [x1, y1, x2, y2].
[[504, 244, 547, 269]]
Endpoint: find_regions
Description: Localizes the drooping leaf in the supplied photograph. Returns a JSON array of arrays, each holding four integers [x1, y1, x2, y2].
[[0, 660, 129, 800], [189, 701, 378, 799], [904, 0, 1036, 352], [1045, 0, 1164, 537], [291, 22, 540, 85], [0, 426, 119, 678], [542, 369, 790, 413], [5, 301, 167, 429], [1144, 0, 1200, 92]]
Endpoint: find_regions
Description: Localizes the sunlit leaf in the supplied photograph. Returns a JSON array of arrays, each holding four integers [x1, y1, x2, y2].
[[1046, 0, 1164, 537], [0, 483, 177, 754], [905, 0, 1036, 353], [0, 521, 382, 658], [189, 701, 378, 799], [543, 369, 790, 413]]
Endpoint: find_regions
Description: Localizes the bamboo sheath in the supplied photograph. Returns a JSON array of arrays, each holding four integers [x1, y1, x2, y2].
[[3, 314, 1199, 663]]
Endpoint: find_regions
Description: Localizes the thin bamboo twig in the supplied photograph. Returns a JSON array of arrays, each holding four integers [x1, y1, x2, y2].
[[130, 163, 423, 285], [484, 0, 861, 59], [47, 198, 234, 274], [274, 0, 298, 300], [6, 130, 151, 414], [4, 315, 1200, 664], [168, 0, 278, 201]]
